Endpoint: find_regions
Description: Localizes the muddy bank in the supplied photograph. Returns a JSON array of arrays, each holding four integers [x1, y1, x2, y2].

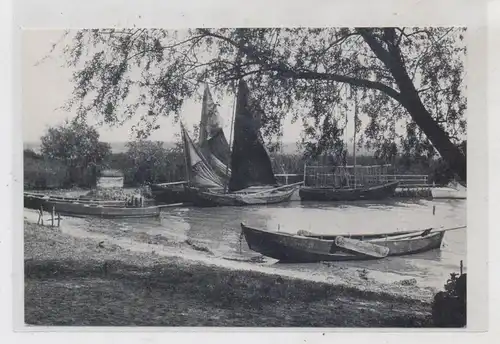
[[24, 222, 433, 327]]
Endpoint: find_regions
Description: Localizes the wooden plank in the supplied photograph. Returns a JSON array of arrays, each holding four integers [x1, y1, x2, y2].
[[239, 181, 303, 197], [335, 236, 389, 258]]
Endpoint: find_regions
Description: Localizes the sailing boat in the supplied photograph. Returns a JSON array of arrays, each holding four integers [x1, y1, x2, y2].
[[186, 79, 301, 207], [197, 85, 232, 182], [299, 89, 399, 202], [150, 85, 232, 204]]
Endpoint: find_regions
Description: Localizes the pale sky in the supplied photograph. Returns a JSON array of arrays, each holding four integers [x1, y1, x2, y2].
[[22, 29, 323, 145]]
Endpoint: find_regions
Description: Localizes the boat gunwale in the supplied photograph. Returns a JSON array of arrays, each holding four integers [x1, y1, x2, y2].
[[49, 201, 162, 211], [300, 181, 400, 191], [240, 222, 446, 243], [200, 186, 297, 197]]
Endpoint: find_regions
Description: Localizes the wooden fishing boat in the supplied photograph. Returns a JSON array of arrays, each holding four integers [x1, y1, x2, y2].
[[23, 192, 126, 210], [187, 79, 301, 207], [299, 181, 399, 202], [151, 85, 232, 204], [186, 184, 298, 207], [150, 181, 191, 204], [240, 223, 464, 262], [300, 88, 399, 202], [47, 201, 164, 218]]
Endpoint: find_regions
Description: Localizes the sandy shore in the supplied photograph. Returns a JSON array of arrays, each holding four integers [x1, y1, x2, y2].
[[23, 220, 436, 327]]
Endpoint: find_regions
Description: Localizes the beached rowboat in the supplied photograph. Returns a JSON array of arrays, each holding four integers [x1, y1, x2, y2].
[[240, 223, 464, 262]]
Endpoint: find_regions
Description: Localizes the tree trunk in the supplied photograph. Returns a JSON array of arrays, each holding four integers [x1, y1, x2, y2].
[[385, 46, 467, 183], [358, 29, 467, 183], [397, 82, 467, 183]]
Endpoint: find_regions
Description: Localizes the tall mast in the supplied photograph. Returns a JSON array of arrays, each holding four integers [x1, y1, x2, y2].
[[223, 88, 237, 193], [353, 88, 357, 189], [224, 37, 244, 193], [180, 122, 191, 186]]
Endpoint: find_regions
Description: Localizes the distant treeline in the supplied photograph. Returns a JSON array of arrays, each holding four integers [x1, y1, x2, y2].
[[24, 119, 460, 190], [24, 147, 457, 190], [23, 143, 186, 190]]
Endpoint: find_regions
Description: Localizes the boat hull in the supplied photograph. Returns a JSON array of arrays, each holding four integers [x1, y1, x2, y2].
[[45, 201, 162, 218], [431, 182, 466, 200], [150, 183, 190, 204], [187, 186, 297, 207], [241, 223, 445, 262], [299, 181, 399, 202], [24, 193, 127, 210]]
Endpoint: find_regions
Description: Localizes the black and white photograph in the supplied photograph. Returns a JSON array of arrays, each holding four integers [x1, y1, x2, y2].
[[19, 25, 474, 328]]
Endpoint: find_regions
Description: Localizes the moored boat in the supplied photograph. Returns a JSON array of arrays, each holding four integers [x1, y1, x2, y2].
[[187, 79, 301, 207], [299, 87, 399, 202], [47, 201, 164, 218], [24, 192, 127, 210], [299, 181, 399, 202], [186, 184, 298, 207], [150, 182, 191, 204], [150, 85, 232, 204], [431, 181, 467, 200], [240, 223, 464, 262]]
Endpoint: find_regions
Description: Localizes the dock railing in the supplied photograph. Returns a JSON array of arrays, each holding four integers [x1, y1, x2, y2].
[[276, 164, 430, 188]]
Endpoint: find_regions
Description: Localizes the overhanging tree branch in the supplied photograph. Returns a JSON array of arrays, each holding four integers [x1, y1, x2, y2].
[[271, 69, 401, 101], [199, 28, 401, 101]]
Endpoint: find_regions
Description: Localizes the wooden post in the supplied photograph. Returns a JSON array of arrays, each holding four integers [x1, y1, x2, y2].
[[433, 205, 436, 215], [239, 230, 243, 254], [51, 206, 55, 227], [40, 205, 44, 226], [460, 260, 463, 275], [303, 163, 307, 186], [57, 214, 61, 227]]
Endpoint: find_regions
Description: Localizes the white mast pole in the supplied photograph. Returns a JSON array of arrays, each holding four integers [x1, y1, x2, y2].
[[224, 86, 237, 194], [353, 88, 358, 189]]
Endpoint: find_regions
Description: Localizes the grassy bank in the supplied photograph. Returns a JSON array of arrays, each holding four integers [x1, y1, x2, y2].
[[24, 222, 433, 327]]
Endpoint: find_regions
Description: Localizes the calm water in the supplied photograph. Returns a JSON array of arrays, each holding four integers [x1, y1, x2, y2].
[[26, 198, 466, 293]]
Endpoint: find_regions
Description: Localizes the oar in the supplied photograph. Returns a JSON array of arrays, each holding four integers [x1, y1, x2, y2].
[[369, 225, 466, 242], [239, 181, 304, 198], [335, 236, 390, 258], [157, 202, 185, 208], [155, 181, 188, 186], [426, 225, 466, 234]]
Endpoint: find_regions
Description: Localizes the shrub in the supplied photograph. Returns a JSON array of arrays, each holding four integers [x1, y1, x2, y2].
[[432, 272, 466, 327], [24, 151, 69, 189]]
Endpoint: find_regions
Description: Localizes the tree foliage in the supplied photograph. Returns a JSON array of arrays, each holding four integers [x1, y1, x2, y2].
[[54, 27, 467, 181], [124, 141, 184, 184], [40, 119, 111, 186], [23, 149, 69, 189]]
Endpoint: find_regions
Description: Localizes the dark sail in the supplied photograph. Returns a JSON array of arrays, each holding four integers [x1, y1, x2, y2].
[[228, 80, 277, 192]]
